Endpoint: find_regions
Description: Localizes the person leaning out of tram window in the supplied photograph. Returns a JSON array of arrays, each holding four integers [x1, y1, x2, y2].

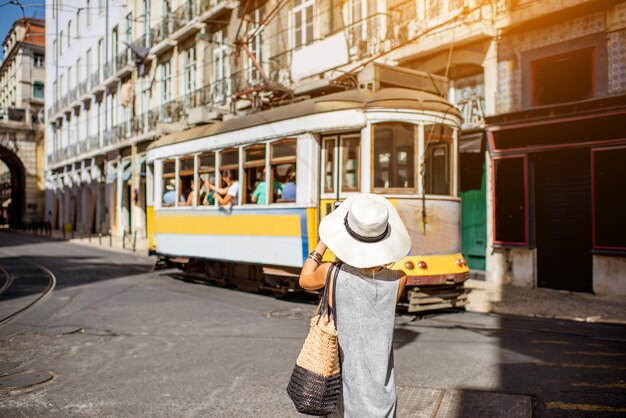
[[280, 168, 296, 201], [205, 169, 239, 206], [299, 193, 410, 417]]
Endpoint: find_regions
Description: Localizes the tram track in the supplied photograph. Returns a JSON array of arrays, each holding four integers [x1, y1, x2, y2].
[[0, 255, 57, 327]]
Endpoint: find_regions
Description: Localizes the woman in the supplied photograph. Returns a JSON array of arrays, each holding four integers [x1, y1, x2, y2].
[[206, 169, 239, 207], [299, 193, 410, 417]]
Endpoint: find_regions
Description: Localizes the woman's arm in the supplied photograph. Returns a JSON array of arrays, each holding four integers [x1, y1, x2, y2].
[[209, 182, 230, 196], [299, 241, 331, 290], [185, 191, 194, 206], [396, 270, 407, 303], [214, 190, 233, 206]]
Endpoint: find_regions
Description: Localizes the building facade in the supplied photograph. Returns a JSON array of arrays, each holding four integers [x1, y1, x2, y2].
[[44, 0, 626, 294], [0, 17, 46, 226]]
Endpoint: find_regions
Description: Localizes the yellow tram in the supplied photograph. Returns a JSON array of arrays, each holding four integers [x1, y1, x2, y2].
[[145, 86, 469, 312]]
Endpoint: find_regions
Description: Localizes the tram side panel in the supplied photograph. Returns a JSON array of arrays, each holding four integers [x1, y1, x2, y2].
[[152, 208, 314, 268]]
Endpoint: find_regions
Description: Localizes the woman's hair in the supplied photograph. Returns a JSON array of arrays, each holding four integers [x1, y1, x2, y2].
[[223, 169, 239, 181]]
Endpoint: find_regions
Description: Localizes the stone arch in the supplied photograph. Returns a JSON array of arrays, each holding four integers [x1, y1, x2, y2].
[[0, 145, 26, 227]]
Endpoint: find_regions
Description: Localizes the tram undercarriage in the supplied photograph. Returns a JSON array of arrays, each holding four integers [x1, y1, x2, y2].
[[158, 256, 468, 312]]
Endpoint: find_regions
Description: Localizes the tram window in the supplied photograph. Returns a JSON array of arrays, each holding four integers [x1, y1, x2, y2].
[[198, 152, 215, 206], [323, 138, 336, 194], [424, 124, 453, 195], [271, 139, 297, 203], [179, 157, 194, 206], [244, 144, 266, 204], [342, 137, 360, 192], [217, 148, 240, 204], [161, 159, 176, 207], [373, 123, 416, 193]]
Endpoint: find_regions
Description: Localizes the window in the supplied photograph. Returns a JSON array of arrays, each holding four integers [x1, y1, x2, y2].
[[532, 48, 594, 106], [68, 21, 72, 47], [373, 123, 416, 193], [493, 156, 527, 245], [183, 46, 197, 111], [76, 10, 81, 37], [161, 60, 172, 103], [34, 54, 45, 68], [292, 0, 315, 48], [33, 82, 44, 99], [271, 139, 297, 203], [218, 148, 240, 203], [112, 26, 119, 62], [53, 39, 57, 60], [593, 147, 626, 250], [86, 0, 91, 26], [322, 134, 360, 194], [99, 0, 104, 15], [125, 13, 133, 59], [59, 31, 63, 55], [246, 8, 264, 84], [179, 157, 194, 206], [98, 38, 103, 81], [198, 152, 216, 206], [323, 137, 335, 193], [161, 160, 176, 206], [244, 144, 267, 204], [76, 58, 81, 86], [212, 30, 229, 102], [341, 136, 360, 192], [424, 124, 453, 195], [86, 49, 92, 88]]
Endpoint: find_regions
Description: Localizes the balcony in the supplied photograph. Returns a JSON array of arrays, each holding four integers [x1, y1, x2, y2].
[[149, 19, 176, 55], [91, 70, 100, 89], [88, 133, 99, 150], [0, 107, 27, 123], [159, 98, 185, 124], [173, 1, 199, 33], [198, 0, 238, 23], [115, 49, 133, 77]]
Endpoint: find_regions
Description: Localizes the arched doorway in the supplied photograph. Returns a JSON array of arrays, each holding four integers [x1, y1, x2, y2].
[[0, 146, 26, 228]]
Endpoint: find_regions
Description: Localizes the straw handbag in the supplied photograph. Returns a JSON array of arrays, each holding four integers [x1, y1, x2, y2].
[[287, 264, 342, 416]]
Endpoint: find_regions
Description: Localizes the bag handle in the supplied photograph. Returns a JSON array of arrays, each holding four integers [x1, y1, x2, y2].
[[317, 263, 341, 324]]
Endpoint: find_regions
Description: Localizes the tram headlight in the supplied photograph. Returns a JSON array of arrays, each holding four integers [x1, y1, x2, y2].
[[404, 261, 415, 270], [417, 261, 427, 269], [456, 258, 467, 268]]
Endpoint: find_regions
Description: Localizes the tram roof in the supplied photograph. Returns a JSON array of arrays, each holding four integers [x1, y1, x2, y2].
[[148, 88, 460, 150]]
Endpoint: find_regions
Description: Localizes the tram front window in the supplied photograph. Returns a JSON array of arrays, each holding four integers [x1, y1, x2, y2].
[[161, 159, 176, 207], [271, 139, 297, 203], [373, 123, 416, 193], [424, 124, 453, 195]]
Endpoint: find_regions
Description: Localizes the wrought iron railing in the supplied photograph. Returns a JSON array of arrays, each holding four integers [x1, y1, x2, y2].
[[173, 0, 200, 32], [0, 107, 27, 122], [150, 18, 175, 46], [116, 48, 130, 71], [91, 70, 100, 88]]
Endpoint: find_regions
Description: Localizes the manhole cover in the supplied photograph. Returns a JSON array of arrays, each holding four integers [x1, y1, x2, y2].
[[0, 371, 53, 390], [37, 326, 83, 336], [0, 362, 20, 375], [267, 308, 312, 320]]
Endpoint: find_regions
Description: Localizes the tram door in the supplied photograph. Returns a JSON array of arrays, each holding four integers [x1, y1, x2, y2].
[[319, 134, 361, 221]]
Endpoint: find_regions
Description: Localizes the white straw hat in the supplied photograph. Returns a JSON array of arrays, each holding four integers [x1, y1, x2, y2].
[[319, 193, 411, 268]]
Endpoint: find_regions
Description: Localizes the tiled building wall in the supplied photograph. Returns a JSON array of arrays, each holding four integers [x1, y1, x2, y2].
[[496, 11, 607, 113], [608, 30, 626, 94]]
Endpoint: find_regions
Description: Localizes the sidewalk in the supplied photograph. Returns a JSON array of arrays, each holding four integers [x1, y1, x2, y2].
[[10, 229, 150, 257], [465, 276, 626, 325]]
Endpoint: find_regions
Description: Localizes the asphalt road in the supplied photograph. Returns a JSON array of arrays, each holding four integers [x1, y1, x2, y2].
[[0, 232, 624, 417]]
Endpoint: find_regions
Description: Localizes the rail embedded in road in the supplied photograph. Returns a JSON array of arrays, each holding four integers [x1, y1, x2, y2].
[[0, 257, 57, 327]]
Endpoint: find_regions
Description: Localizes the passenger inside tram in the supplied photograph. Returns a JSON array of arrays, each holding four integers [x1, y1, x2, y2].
[[251, 167, 282, 204], [206, 169, 239, 206], [280, 167, 296, 202], [201, 174, 215, 206]]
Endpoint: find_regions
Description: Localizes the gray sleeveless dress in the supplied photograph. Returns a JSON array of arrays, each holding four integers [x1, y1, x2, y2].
[[329, 264, 399, 418]]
